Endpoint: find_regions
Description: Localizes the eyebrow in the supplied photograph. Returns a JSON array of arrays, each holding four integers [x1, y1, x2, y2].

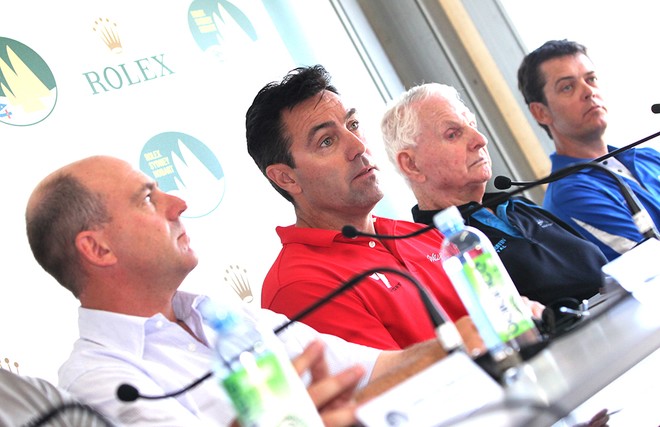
[[305, 107, 357, 146], [131, 181, 157, 203]]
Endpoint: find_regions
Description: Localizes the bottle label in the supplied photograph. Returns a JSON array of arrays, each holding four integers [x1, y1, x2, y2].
[[222, 351, 311, 426], [458, 251, 535, 342]]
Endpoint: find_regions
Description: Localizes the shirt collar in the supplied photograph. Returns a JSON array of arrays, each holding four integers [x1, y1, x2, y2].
[[276, 216, 389, 246], [78, 291, 211, 358], [550, 145, 624, 172]]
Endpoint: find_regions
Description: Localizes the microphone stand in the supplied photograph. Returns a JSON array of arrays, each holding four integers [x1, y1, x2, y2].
[[482, 162, 660, 241], [592, 129, 660, 163], [273, 266, 463, 353]]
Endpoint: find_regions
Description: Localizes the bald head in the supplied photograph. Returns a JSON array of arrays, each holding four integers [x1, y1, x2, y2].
[[26, 156, 117, 297], [26, 156, 197, 309]]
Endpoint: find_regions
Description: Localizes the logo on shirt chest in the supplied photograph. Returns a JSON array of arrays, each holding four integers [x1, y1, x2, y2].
[[493, 238, 507, 252], [370, 273, 402, 291]]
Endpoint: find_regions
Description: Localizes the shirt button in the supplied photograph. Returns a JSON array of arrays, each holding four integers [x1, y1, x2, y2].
[[187, 343, 197, 352], [369, 241, 376, 248], [155, 320, 164, 328]]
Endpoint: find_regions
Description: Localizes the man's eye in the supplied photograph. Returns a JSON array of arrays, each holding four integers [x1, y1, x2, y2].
[[447, 130, 460, 140], [320, 137, 333, 148], [348, 120, 360, 131]]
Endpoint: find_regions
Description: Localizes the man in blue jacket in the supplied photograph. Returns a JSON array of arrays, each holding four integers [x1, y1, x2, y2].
[[381, 82, 607, 306], [517, 39, 660, 260]]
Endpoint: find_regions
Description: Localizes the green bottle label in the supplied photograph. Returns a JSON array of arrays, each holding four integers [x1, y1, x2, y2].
[[222, 352, 309, 426], [462, 251, 535, 342]]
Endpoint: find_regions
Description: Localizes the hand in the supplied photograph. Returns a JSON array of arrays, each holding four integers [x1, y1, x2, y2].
[[522, 296, 545, 319], [454, 316, 486, 357], [292, 339, 366, 426], [572, 408, 610, 427]]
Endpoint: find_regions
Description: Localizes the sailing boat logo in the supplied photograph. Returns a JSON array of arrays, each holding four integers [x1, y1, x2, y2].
[[0, 38, 57, 126], [139, 132, 226, 218], [187, 0, 258, 61]]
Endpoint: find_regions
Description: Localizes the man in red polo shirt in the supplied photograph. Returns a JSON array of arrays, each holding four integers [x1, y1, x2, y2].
[[245, 65, 491, 352]]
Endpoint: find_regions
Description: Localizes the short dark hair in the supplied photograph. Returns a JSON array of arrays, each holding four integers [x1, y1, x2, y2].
[[517, 39, 589, 138], [26, 174, 110, 297], [245, 65, 339, 203]]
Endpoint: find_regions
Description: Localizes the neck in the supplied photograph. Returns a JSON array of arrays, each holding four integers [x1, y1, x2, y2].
[[295, 208, 376, 234], [553, 134, 608, 159], [79, 277, 179, 321], [414, 185, 484, 212]]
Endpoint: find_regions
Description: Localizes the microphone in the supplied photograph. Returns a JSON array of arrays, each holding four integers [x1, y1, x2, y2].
[[346, 130, 660, 240], [493, 176, 535, 190], [116, 268, 463, 402], [117, 372, 213, 402], [491, 162, 659, 240], [495, 129, 660, 190], [652, 104, 660, 114], [342, 224, 434, 240]]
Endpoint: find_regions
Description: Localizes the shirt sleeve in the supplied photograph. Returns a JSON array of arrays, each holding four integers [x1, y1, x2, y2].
[[254, 306, 381, 390]]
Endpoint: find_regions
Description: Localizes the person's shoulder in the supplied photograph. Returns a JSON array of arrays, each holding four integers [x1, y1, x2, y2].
[[635, 146, 660, 161]]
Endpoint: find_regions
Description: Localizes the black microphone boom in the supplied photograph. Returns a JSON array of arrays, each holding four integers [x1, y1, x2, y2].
[[342, 224, 434, 240], [273, 266, 462, 352], [485, 162, 660, 240], [116, 372, 213, 402], [496, 129, 660, 190]]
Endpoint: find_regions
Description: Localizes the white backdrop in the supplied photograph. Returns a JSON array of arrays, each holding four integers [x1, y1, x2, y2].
[[0, 0, 415, 383]]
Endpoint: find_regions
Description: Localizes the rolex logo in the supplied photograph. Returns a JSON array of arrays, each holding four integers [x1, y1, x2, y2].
[[93, 17, 122, 54], [1, 356, 20, 375], [224, 265, 254, 303]]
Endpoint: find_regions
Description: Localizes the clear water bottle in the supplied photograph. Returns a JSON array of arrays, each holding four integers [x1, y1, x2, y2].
[[201, 301, 323, 427], [434, 206, 543, 374]]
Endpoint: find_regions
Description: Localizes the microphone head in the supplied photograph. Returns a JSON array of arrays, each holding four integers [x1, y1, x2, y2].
[[341, 225, 359, 238], [493, 176, 513, 190], [117, 384, 140, 402], [652, 104, 660, 114]]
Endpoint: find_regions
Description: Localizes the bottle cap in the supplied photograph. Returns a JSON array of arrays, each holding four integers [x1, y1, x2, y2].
[[199, 300, 239, 333], [433, 205, 465, 235]]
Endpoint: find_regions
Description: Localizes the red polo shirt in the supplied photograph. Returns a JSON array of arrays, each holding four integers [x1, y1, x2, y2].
[[261, 216, 468, 350]]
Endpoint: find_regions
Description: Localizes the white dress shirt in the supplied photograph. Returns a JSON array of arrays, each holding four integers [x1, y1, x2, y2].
[[58, 291, 379, 426]]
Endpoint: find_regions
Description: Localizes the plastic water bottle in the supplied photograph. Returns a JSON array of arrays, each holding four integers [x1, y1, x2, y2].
[[201, 301, 323, 427], [434, 206, 543, 375]]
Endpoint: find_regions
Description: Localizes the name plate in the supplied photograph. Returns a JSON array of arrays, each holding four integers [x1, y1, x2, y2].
[[602, 238, 660, 302], [356, 351, 510, 426]]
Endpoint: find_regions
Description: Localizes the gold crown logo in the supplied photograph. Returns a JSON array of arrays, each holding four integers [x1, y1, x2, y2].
[[224, 265, 254, 303], [93, 17, 123, 54], [1, 357, 20, 375]]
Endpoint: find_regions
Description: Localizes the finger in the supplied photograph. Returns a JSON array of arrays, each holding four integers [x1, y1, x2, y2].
[[308, 365, 365, 409], [588, 408, 610, 427], [291, 339, 326, 378], [320, 401, 360, 427]]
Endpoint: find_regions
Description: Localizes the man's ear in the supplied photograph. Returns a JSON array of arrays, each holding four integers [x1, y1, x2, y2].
[[266, 164, 302, 196], [397, 149, 426, 183], [75, 230, 117, 267], [529, 101, 552, 126]]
